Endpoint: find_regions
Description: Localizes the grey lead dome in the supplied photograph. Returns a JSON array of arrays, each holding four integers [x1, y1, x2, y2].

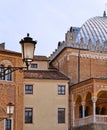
[[76, 15, 107, 46]]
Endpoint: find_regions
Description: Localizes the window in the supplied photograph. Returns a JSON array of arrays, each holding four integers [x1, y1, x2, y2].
[[25, 85, 33, 94], [5, 119, 11, 130], [30, 63, 38, 68], [6, 66, 12, 81], [0, 64, 5, 80], [25, 108, 33, 123], [58, 85, 65, 95], [0, 65, 12, 81], [58, 108, 65, 123]]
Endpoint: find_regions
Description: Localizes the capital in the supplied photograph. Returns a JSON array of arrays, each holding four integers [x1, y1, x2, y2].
[[91, 96, 97, 102]]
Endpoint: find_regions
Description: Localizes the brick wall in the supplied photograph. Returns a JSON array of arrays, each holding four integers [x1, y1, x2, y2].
[[51, 48, 107, 83], [0, 52, 24, 130]]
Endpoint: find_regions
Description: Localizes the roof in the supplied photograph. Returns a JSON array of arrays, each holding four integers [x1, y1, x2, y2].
[[0, 48, 49, 61], [0, 43, 49, 60], [76, 15, 107, 45], [33, 55, 49, 61], [0, 49, 21, 56], [70, 77, 107, 88], [24, 70, 69, 80]]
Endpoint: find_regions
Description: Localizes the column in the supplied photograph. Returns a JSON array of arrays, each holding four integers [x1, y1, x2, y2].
[[81, 101, 85, 118], [72, 101, 75, 126], [91, 96, 97, 123]]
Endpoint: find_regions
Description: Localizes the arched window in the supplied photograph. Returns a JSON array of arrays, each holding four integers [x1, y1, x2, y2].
[[0, 65, 12, 81], [0, 64, 5, 80]]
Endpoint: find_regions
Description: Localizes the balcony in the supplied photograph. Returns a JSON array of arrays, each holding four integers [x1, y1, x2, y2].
[[73, 115, 107, 127]]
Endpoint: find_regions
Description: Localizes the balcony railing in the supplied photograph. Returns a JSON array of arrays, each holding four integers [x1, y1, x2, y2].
[[73, 115, 107, 127]]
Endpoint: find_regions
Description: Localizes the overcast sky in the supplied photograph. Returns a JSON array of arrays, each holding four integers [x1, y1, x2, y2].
[[0, 0, 106, 56]]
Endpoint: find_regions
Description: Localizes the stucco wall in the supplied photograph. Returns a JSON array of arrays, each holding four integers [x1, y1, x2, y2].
[[29, 61, 48, 70], [24, 79, 69, 130]]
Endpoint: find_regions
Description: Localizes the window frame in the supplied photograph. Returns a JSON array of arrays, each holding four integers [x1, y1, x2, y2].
[[30, 63, 38, 68], [25, 84, 33, 94], [0, 64, 5, 80], [25, 108, 33, 124], [58, 85, 65, 95], [58, 108, 65, 123], [0, 65, 12, 81], [6, 66, 12, 81], [5, 118, 12, 130]]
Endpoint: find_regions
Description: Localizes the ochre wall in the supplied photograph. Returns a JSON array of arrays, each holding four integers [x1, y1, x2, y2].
[[24, 79, 69, 130], [29, 60, 49, 70]]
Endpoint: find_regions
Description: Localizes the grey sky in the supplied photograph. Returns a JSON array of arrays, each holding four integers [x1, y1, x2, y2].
[[0, 0, 106, 56]]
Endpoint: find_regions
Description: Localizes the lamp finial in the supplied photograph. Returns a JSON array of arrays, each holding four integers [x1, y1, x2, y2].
[[27, 33, 29, 37]]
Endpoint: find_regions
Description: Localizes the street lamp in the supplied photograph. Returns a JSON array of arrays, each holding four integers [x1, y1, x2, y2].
[[0, 33, 37, 75], [20, 33, 37, 69], [0, 34, 37, 120], [7, 103, 14, 118], [0, 102, 14, 121]]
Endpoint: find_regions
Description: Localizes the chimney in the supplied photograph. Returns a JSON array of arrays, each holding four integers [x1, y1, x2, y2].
[[0, 43, 5, 50]]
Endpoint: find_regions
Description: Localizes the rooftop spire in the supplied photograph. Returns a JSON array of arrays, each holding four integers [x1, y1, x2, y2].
[[103, 3, 107, 17], [103, 11, 106, 17]]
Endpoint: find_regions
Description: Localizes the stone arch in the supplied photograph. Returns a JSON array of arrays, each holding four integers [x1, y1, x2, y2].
[[96, 90, 107, 115], [0, 60, 14, 67], [83, 91, 92, 101], [75, 95, 82, 118], [74, 94, 83, 103], [85, 92, 92, 116], [0, 60, 14, 81], [96, 88, 107, 96]]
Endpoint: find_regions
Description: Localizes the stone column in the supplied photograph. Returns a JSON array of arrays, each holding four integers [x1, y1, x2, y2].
[[91, 96, 97, 123], [81, 101, 85, 118], [72, 101, 75, 126]]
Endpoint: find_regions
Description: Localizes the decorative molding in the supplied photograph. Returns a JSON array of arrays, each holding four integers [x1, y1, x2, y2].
[[49, 29, 107, 62], [68, 52, 107, 60]]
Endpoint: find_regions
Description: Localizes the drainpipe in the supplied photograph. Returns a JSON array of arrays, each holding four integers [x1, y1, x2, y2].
[[78, 48, 80, 83]]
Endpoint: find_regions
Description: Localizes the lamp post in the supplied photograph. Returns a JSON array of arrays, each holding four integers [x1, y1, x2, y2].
[[0, 102, 14, 121], [0, 34, 37, 121], [7, 103, 14, 118], [0, 33, 37, 75], [20, 33, 37, 69]]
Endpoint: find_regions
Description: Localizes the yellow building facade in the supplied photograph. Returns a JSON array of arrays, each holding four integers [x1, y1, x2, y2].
[[24, 58, 69, 130]]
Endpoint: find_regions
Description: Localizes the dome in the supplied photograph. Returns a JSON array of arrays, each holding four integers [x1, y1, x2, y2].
[[76, 14, 107, 46]]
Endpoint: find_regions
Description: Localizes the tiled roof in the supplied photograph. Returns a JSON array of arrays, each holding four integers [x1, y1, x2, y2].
[[70, 77, 107, 88], [0, 49, 49, 61], [24, 70, 69, 80], [0, 49, 21, 55], [33, 55, 49, 61]]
